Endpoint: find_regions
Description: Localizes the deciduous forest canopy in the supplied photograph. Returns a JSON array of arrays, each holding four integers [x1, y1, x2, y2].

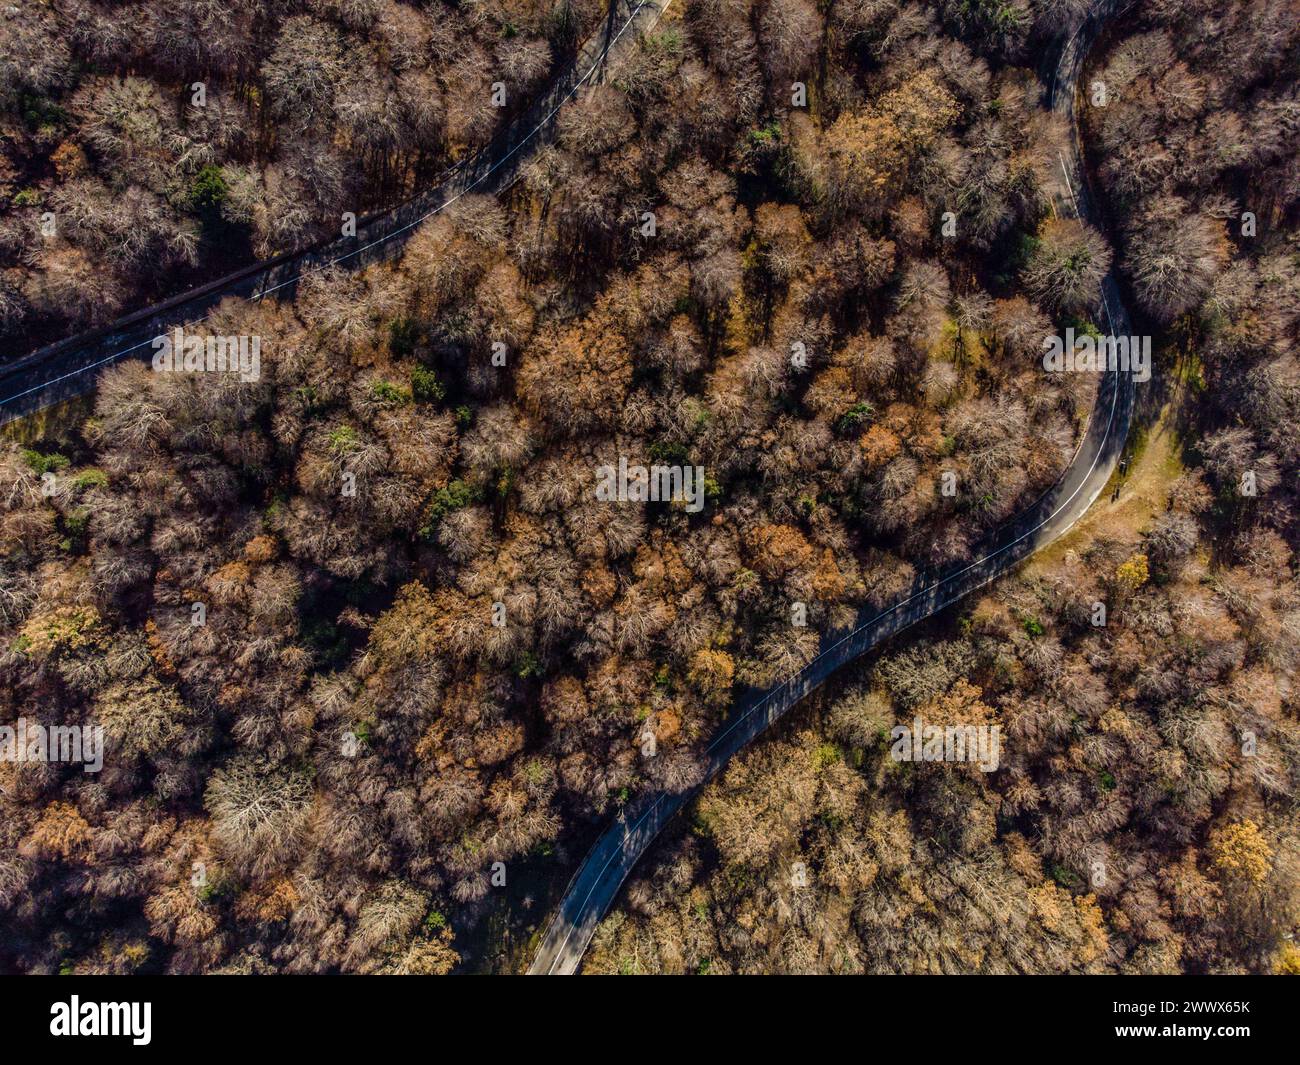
[[0, 0, 1296, 975]]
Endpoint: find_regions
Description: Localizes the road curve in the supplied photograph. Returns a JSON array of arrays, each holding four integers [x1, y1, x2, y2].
[[0, 0, 673, 425], [527, 4, 1137, 975]]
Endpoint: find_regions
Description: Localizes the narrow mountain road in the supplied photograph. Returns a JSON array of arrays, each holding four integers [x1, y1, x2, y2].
[[5, 0, 1135, 979], [0, 0, 673, 425], [528, 4, 1136, 975]]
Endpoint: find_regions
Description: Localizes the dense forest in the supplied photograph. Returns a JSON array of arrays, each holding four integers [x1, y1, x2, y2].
[[588, 0, 1300, 974], [0, 0, 602, 347], [0, 0, 1296, 976]]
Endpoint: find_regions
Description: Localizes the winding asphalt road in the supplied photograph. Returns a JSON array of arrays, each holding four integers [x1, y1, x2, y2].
[[0, 0, 673, 425], [527, 4, 1137, 975], [3, 0, 1137, 979]]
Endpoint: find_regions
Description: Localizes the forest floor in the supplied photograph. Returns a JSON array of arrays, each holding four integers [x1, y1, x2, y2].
[[0, 394, 89, 446]]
